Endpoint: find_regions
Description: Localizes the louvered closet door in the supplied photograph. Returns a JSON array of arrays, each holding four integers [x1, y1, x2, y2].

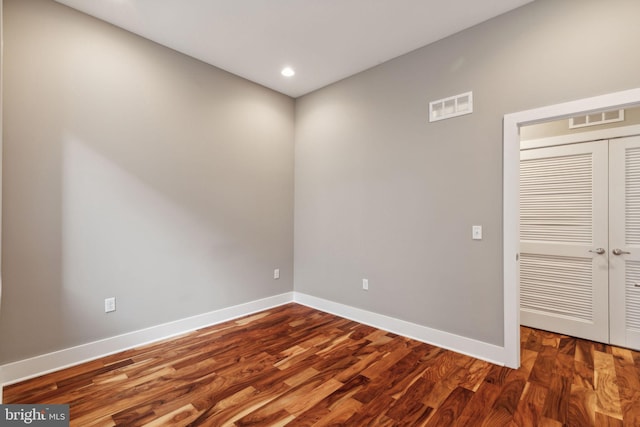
[[520, 141, 609, 342], [609, 135, 640, 349]]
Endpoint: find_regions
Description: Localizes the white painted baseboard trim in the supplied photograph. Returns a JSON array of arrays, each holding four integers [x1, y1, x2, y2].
[[293, 292, 507, 367], [0, 292, 293, 391], [1, 291, 511, 402]]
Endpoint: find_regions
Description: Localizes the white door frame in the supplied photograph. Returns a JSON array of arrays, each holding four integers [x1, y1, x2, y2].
[[502, 88, 640, 368]]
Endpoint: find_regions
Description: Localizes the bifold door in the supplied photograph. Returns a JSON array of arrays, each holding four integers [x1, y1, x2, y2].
[[609, 135, 640, 349], [521, 135, 640, 350], [520, 141, 609, 343]]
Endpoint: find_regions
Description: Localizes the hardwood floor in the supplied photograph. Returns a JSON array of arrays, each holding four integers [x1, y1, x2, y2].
[[4, 303, 640, 426]]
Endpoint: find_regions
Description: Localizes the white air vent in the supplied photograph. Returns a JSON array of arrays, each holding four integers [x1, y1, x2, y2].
[[569, 109, 624, 129], [429, 91, 473, 122]]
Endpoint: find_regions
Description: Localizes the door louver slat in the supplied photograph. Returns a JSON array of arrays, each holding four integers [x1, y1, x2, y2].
[[625, 146, 640, 336], [626, 147, 640, 245], [520, 253, 593, 322], [625, 261, 640, 332], [521, 153, 593, 244]]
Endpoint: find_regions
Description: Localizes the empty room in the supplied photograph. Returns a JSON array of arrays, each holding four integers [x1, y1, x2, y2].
[[1, 0, 640, 425]]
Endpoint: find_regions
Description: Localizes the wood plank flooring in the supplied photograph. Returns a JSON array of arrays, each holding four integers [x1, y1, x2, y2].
[[4, 303, 640, 426]]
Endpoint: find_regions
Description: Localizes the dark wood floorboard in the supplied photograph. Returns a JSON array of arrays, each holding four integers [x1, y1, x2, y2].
[[4, 303, 640, 426]]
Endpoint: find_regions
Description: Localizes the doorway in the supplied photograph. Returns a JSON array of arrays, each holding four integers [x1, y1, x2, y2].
[[502, 87, 640, 369]]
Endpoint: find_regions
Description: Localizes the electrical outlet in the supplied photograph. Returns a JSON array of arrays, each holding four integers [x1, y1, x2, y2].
[[274, 268, 280, 279], [105, 297, 116, 313], [362, 278, 369, 291]]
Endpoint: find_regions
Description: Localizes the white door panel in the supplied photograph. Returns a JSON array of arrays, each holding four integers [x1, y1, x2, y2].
[[520, 141, 609, 342], [609, 135, 640, 349]]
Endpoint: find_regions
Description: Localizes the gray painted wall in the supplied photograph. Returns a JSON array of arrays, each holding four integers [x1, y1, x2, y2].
[[0, 0, 294, 363], [294, 0, 640, 346]]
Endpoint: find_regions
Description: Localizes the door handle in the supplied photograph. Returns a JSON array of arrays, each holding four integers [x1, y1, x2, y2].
[[612, 248, 631, 256], [589, 248, 606, 254]]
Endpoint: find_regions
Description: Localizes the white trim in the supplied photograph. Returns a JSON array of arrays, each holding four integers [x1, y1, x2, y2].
[[503, 87, 640, 370], [293, 293, 507, 366], [0, 292, 293, 391], [521, 123, 640, 150]]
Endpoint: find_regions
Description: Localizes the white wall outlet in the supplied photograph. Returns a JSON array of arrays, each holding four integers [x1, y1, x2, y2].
[[472, 225, 483, 240], [362, 278, 369, 291], [274, 268, 280, 279], [105, 297, 116, 313]]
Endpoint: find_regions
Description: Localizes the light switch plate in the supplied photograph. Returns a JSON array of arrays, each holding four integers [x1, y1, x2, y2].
[[472, 225, 482, 240], [105, 297, 116, 313]]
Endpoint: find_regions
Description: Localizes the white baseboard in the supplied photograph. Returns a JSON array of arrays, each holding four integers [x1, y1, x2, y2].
[[1, 291, 510, 402], [293, 292, 507, 366], [0, 292, 294, 391]]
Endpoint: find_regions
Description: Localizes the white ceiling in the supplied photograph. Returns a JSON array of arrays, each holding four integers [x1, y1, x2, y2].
[[54, 0, 533, 98]]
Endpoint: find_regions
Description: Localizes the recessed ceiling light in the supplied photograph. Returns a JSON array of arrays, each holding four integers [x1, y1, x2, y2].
[[281, 67, 295, 77]]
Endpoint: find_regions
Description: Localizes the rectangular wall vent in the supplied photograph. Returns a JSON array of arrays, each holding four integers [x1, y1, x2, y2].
[[429, 91, 473, 122], [569, 109, 625, 129]]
